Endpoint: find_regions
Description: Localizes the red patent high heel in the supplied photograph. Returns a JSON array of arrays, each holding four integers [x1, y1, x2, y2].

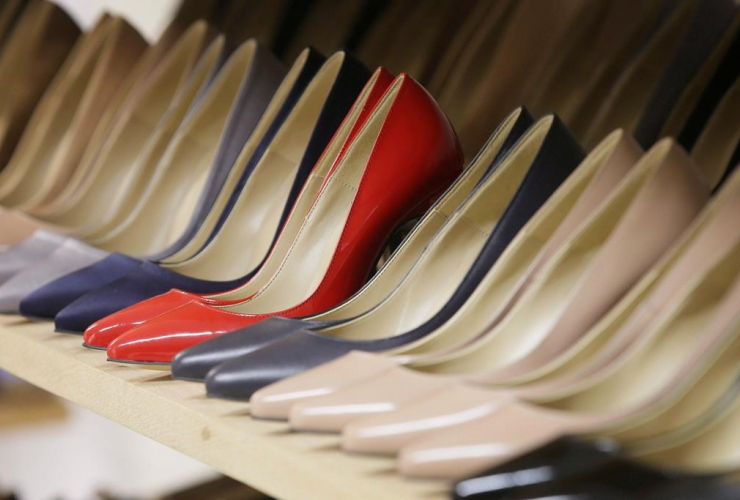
[[106, 74, 464, 366]]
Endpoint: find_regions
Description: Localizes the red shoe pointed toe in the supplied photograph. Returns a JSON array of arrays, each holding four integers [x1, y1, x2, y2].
[[84, 290, 201, 349], [82, 288, 250, 349], [105, 301, 253, 364]]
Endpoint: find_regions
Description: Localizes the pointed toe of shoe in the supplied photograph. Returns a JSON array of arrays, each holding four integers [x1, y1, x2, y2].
[[19, 284, 63, 320], [83, 319, 129, 348], [106, 327, 179, 365], [342, 386, 514, 455], [205, 361, 278, 401], [172, 348, 230, 382], [172, 317, 310, 382], [250, 351, 402, 420], [83, 290, 200, 349], [54, 301, 94, 333], [288, 368, 454, 433], [106, 302, 235, 364], [20, 253, 143, 321]]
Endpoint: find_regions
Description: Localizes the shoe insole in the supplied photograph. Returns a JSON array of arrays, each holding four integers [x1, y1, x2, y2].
[[82, 37, 224, 242], [42, 23, 211, 230], [540, 246, 740, 421], [92, 42, 257, 256], [513, 180, 740, 391], [161, 53, 345, 281], [158, 49, 312, 265], [302, 109, 528, 324]]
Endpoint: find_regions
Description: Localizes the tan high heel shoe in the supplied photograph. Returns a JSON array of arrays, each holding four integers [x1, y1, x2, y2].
[[272, 138, 706, 432], [0, 28, 227, 313], [278, 72, 740, 437], [0, 9, 209, 246]]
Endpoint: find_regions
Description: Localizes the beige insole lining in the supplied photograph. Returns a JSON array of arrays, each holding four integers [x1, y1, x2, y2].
[[167, 54, 345, 281], [93, 43, 257, 256]]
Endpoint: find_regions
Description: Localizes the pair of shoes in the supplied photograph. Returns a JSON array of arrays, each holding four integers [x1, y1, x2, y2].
[[75, 106, 582, 369]]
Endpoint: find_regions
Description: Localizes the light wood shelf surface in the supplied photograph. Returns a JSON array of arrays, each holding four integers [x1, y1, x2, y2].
[[0, 315, 449, 500]]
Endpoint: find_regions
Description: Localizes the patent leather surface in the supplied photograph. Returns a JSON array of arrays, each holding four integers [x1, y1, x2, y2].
[[641, 477, 740, 500], [453, 438, 736, 499], [168, 107, 534, 381], [82, 61, 389, 346], [106, 74, 465, 364], [248, 129, 642, 420], [18, 48, 329, 326], [204, 117, 584, 400]]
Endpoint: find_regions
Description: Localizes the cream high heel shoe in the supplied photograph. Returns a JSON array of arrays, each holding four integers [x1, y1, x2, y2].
[[85, 42, 295, 258], [15, 48, 325, 323], [0, 6, 198, 246], [0, 16, 146, 278]]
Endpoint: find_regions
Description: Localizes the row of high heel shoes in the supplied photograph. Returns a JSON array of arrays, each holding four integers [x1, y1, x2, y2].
[[2, 0, 740, 498]]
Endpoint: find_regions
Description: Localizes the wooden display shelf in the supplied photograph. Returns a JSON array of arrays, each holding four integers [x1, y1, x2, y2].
[[0, 315, 449, 500]]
